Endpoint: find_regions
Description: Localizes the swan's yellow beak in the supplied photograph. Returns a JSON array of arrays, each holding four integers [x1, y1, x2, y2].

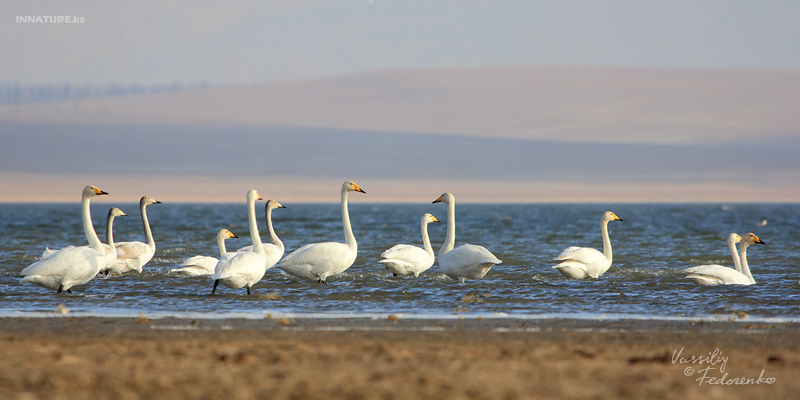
[[753, 235, 765, 245], [432, 195, 443, 204], [93, 187, 108, 196], [353, 183, 366, 194], [432, 216, 441, 223]]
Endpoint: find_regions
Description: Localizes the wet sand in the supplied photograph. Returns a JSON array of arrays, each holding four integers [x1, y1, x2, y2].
[[1, 316, 798, 400]]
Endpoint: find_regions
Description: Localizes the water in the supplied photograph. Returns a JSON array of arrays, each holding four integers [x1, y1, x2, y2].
[[1, 202, 799, 321]]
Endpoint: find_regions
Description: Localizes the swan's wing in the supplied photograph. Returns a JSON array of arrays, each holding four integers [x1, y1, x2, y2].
[[179, 255, 219, 273], [554, 246, 603, 263], [682, 265, 751, 285], [280, 242, 352, 266], [21, 246, 104, 286], [379, 244, 434, 276], [552, 260, 590, 279], [115, 241, 149, 259], [381, 244, 422, 259], [212, 251, 264, 280], [169, 266, 214, 276], [440, 244, 501, 279]]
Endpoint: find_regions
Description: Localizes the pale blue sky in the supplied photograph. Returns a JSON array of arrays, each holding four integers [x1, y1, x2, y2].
[[4, 0, 800, 85]]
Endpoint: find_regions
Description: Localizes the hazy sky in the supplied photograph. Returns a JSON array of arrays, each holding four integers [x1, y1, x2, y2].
[[4, 0, 800, 85]]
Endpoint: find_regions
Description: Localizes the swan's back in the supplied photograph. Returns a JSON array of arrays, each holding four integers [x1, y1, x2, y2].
[[682, 265, 752, 285], [440, 244, 501, 280], [173, 255, 219, 275], [21, 246, 105, 290], [379, 244, 434, 277], [213, 250, 267, 288], [237, 243, 284, 268], [279, 242, 356, 280], [553, 246, 609, 278]]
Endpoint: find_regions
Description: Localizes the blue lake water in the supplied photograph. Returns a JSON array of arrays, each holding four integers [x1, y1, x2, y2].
[[1, 202, 799, 322]]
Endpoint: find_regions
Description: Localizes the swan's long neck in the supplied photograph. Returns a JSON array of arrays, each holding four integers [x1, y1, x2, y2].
[[601, 219, 612, 263], [738, 242, 756, 284], [728, 239, 742, 273], [342, 189, 357, 250], [106, 213, 116, 248], [266, 207, 283, 252], [440, 201, 456, 259], [248, 197, 264, 255], [421, 219, 434, 258], [82, 196, 104, 253], [217, 233, 228, 257], [140, 202, 155, 249]]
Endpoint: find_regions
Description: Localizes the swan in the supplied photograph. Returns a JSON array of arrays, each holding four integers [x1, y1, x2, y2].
[[236, 199, 286, 270], [101, 207, 127, 267], [106, 196, 161, 275], [379, 213, 440, 277], [683, 232, 765, 285], [432, 192, 502, 283], [278, 181, 366, 284], [20, 185, 110, 293], [212, 190, 267, 294], [170, 229, 238, 276], [552, 211, 623, 279]]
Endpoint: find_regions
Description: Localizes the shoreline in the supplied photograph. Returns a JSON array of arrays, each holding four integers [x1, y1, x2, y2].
[[1, 316, 798, 399]]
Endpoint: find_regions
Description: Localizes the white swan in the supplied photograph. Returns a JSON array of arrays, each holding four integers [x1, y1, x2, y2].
[[212, 190, 267, 294], [278, 181, 366, 284], [552, 211, 623, 279], [170, 229, 238, 276], [236, 199, 286, 270], [21, 185, 110, 293], [432, 192, 501, 283], [683, 232, 765, 285], [106, 196, 161, 275], [101, 207, 127, 267], [379, 213, 440, 277]]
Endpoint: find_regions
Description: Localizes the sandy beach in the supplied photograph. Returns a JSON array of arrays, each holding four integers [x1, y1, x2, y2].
[[0, 316, 797, 400]]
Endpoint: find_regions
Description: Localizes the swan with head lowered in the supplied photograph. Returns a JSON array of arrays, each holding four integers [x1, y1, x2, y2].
[[278, 181, 366, 284], [171, 229, 238, 276], [432, 193, 501, 283], [379, 213, 440, 278], [683, 232, 765, 285], [236, 199, 286, 270], [552, 211, 623, 279], [105, 196, 161, 275], [21, 185, 110, 293], [212, 190, 266, 295]]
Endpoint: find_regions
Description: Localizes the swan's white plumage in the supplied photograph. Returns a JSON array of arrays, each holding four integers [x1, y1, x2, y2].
[[379, 213, 440, 278], [212, 190, 266, 294], [171, 229, 238, 276], [278, 181, 365, 283], [684, 232, 764, 285], [101, 207, 127, 267], [553, 211, 622, 279], [432, 193, 501, 283], [236, 200, 286, 270], [107, 196, 161, 274], [21, 185, 109, 293]]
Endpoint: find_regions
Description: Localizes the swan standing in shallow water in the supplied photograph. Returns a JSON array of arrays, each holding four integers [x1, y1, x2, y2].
[[683, 232, 765, 285], [171, 229, 238, 276], [236, 200, 286, 270], [106, 196, 161, 275], [212, 190, 266, 294], [552, 211, 623, 279], [21, 185, 109, 293], [379, 213, 440, 277], [278, 181, 366, 284], [432, 193, 501, 283], [101, 207, 127, 267]]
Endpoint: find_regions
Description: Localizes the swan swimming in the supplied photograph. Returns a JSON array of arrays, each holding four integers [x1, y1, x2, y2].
[[106, 196, 161, 275], [20, 185, 110, 293], [212, 190, 266, 295], [278, 181, 365, 284], [379, 213, 440, 278], [236, 199, 286, 270], [432, 192, 501, 283], [683, 232, 765, 285], [171, 229, 238, 276], [552, 211, 623, 279]]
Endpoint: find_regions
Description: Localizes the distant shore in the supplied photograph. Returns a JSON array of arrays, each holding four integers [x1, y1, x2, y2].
[[1, 316, 797, 400]]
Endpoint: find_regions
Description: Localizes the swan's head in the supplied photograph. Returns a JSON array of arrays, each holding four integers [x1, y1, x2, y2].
[[83, 185, 109, 198], [247, 190, 264, 202], [602, 211, 622, 222], [343, 181, 366, 194], [743, 232, 766, 246], [218, 229, 238, 240], [265, 200, 287, 210], [726, 233, 742, 245], [432, 192, 454, 204], [140, 196, 162, 206], [422, 213, 440, 224], [107, 207, 127, 218]]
